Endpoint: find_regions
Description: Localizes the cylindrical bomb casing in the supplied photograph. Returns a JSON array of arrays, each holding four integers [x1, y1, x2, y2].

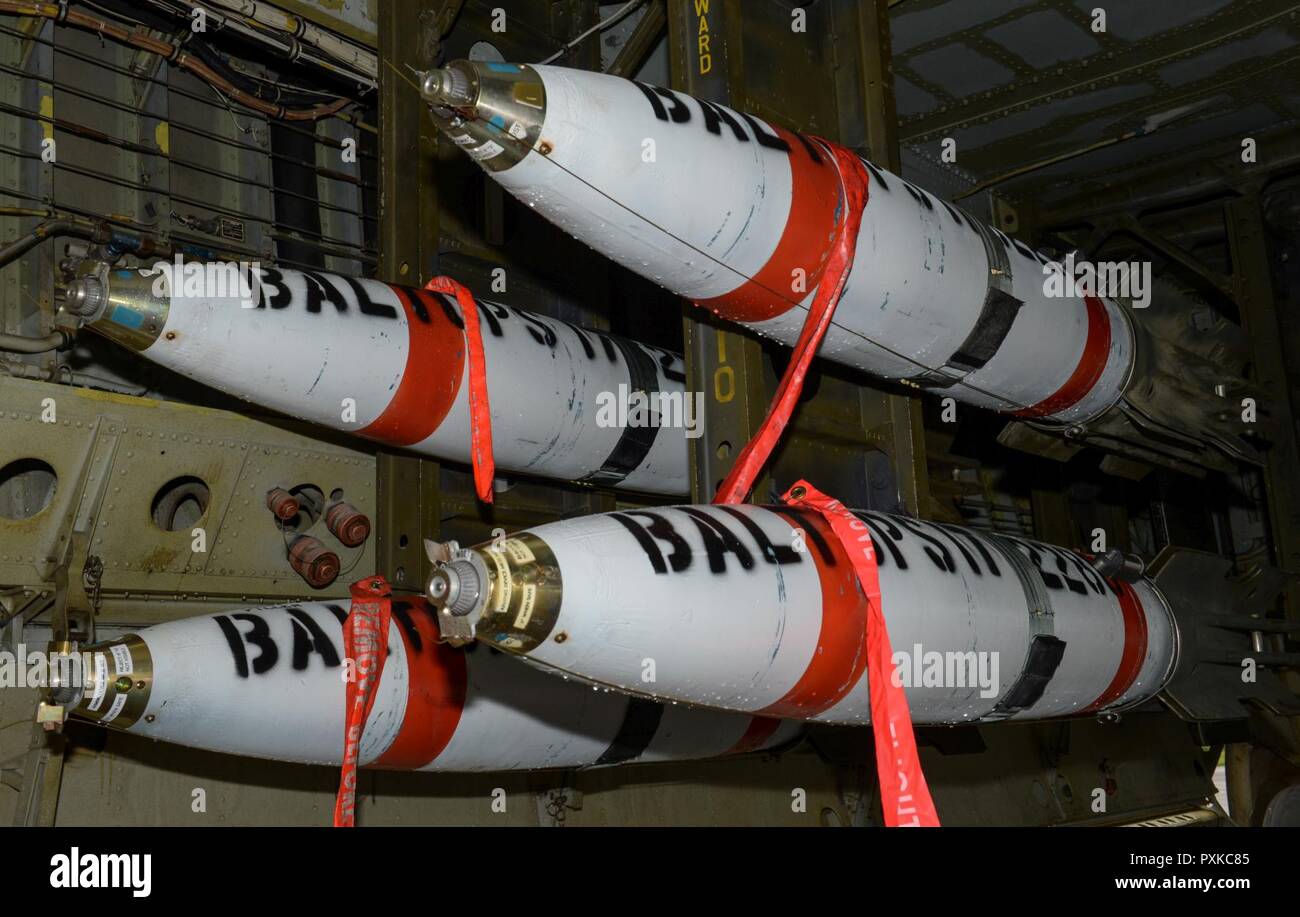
[[325, 500, 371, 547], [70, 601, 798, 771], [426, 62, 1132, 424], [84, 265, 689, 495], [435, 505, 1178, 726]]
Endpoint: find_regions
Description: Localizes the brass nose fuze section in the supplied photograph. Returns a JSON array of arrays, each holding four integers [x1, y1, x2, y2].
[[69, 635, 154, 730], [425, 532, 561, 651], [418, 60, 547, 172], [60, 263, 171, 351]]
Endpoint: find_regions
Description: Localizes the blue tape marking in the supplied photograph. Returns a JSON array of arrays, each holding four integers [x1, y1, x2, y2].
[[109, 305, 145, 330]]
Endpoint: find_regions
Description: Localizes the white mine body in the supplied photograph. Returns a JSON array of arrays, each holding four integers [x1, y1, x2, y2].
[[95, 265, 689, 494], [445, 64, 1134, 423], [76, 601, 797, 771], [476, 505, 1178, 725]]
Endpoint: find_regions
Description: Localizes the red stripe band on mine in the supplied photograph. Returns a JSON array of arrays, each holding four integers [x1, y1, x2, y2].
[[1015, 294, 1111, 419], [1082, 580, 1148, 714], [726, 716, 783, 755], [373, 599, 467, 769], [759, 510, 869, 719], [358, 285, 465, 446], [696, 128, 845, 324]]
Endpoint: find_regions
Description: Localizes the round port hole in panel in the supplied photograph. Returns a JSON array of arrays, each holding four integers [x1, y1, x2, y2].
[[0, 458, 57, 521], [151, 475, 211, 531]]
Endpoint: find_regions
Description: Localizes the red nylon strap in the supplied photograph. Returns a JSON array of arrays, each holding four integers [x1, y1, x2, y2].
[[333, 575, 393, 828], [425, 276, 496, 503], [712, 141, 868, 505], [782, 480, 940, 828], [703, 139, 936, 824]]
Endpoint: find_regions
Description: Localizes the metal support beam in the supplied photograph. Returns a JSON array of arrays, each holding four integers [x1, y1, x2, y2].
[[1227, 192, 1300, 615], [9, 719, 65, 826], [1039, 123, 1300, 228], [608, 0, 667, 78], [899, 0, 1300, 144], [1225, 741, 1254, 825], [669, 0, 770, 502], [855, 0, 929, 516], [1111, 216, 1235, 301], [858, 0, 900, 174], [376, 0, 443, 589]]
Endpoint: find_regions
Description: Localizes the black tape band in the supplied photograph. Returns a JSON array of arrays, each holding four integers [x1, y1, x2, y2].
[[911, 216, 1024, 389], [982, 534, 1063, 720], [989, 634, 1067, 716], [594, 697, 664, 766], [581, 337, 662, 487], [942, 286, 1023, 375]]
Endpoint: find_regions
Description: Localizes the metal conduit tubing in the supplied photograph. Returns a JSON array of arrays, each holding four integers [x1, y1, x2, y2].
[[0, 205, 374, 277], [0, 218, 94, 266], [0, 141, 377, 258], [32, 76, 377, 180], [0, 72, 376, 187], [181, 0, 378, 77], [164, 228, 376, 270], [0, 184, 281, 265], [267, 235, 378, 267], [72, 0, 370, 102], [167, 119, 377, 190], [0, 185, 156, 236], [0, 38, 345, 148], [270, 118, 326, 270], [0, 25, 379, 155], [0, 218, 88, 352], [159, 0, 376, 88], [22, 65, 376, 155], [134, 0, 376, 88], [166, 230, 270, 262], [0, 181, 376, 268], [0, 181, 194, 239], [0, 1, 349, 121], [0, 206, 53, 218], [274, 253, 371, 274], [0, 96, 373, 218], [0, 94, 159, 153], [0, 171, 373, 269], [170, 157, 368, 221], [0, 330, 67, 353], [178, 29, 368, 111]]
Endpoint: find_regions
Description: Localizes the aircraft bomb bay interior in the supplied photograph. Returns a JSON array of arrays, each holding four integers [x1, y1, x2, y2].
[[1, 0, 1299, 837]]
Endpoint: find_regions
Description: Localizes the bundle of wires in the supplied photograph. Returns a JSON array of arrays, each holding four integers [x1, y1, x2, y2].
[[0, 0, 360, 120]]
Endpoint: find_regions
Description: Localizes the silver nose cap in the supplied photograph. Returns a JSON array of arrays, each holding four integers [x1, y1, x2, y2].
[[419, 67, 473, 106], [427, 557, 482, 617]]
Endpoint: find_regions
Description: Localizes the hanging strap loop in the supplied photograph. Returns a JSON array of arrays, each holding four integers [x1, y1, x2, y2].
[[333, 575, 394, 827], [425, 276, 496, 503], [782, 480, 940, 827], [712, 141, 869, 505]]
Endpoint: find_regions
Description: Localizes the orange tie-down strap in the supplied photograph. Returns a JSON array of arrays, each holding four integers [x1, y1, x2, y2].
[[712, 140, 868, 506], [333, 276, 492, 825], [782, 481, 940, 827], [333, 576, 393, 828], [425, 275, 496, 504], [706, 141, 938, 826]]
